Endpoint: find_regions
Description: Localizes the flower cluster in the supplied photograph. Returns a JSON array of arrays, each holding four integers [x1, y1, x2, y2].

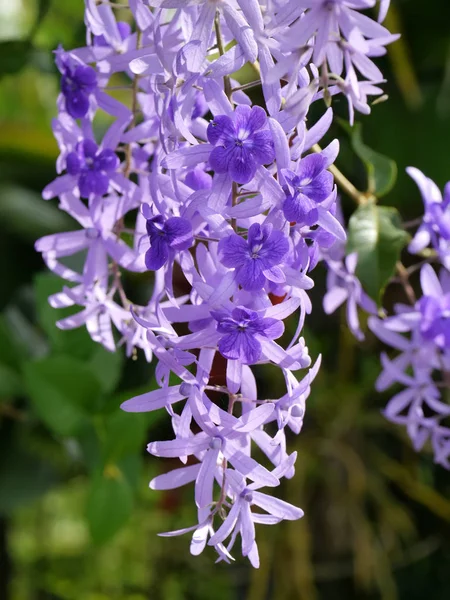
[[369, 263, 450, 468], [406, 168, 450, 269], [369, 170, 450, 467], [36, 0, 397, 565]]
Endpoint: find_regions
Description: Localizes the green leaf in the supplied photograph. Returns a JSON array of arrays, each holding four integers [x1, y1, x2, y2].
[[118, 454, 144, 491], [0, 41, 33, 79], [76, 423, 103, 473], [87, 344, 123, 395], [102, 409, 156, 463], [340, 121, 397, 197], [0, 363, 23, 399], [347, 201, 410, 303], [0, 314, 25, 370], [0, 185, 74, 241], [86, 466, 133, 544], [23, 356, 103, 435], [35, 0, 52, 26], [3, 305, 48, 359]]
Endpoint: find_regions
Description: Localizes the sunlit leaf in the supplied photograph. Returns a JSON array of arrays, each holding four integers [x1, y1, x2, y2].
[[347, 201, 409, 303]]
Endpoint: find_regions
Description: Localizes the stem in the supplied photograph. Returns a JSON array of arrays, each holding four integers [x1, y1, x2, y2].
[[101, 1, 131, 8], [311, 143, 374, 205], [232, 80, 262, 93], [403, 257, 437, 276], [111, 27, 142, 310], [395, 261, 416, 305], [231, 182, 238, 232], [0, 404, 26, 421], [124, 29, 142, 177], [104, 85, 134, 91], [111, 262, 129, 308], [214, 12, 232, 101], [194, 234, 221, 243], [402, 217, 423, 230]]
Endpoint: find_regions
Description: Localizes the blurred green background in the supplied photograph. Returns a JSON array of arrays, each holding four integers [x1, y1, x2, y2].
[[1, 1, 450, 599]]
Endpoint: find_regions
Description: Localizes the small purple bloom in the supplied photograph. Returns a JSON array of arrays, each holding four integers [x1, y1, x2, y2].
[[61, 64, 97, 119], [212, 307, 284, 365], [207, 105, 275, 184], [418, 294, 450, 349], [66, 139, 118, 198], [283, 154, 334, 225], [218, 223, 289, 291], [407, 167, 450, 268], [323, 253, 377, 341], [145, 215, 193, 271]]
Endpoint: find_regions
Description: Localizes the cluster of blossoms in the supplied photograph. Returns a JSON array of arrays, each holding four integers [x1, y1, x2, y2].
[[369, 170, 450, 468], [36, 0, 403, 566]]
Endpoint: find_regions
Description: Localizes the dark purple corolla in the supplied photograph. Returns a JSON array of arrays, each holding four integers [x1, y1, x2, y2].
[[212, 307, 284, 364], [145, 215, 193, 271], [282, 154, 334, 225], [218, 223, 289, 291], [61, 64, 97, 119], [66, 139, 118, 198], [207, 105, 275, 184]]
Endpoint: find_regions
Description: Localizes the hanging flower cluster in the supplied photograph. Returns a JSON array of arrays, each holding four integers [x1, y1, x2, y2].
[[35, 0, 404, 566], [370, 170, 450, 469]]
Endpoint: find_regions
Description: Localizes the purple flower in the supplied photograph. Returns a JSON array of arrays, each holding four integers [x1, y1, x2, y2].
[[418, 269, 450, 349], [207, 105, 275, 184], [407, 167, 450, 268], [323, 253, 377, 340], [94, 21, 131, 47], [145, 214, 193, 270], [37, 0, 403, 566], [282, 154, 334, 225], [208, 464, 303, 567], [66, 139, 118, 198], [283, 0, 388, 66], [61, 64, 97, 119], [212, 307, 284, 365], [368, 265, 450, 462], [420, 297, 450, 347], [218, 223, 289, 291]]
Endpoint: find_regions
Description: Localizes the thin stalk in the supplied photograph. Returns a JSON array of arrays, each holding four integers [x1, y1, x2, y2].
[[214, 12, 232, 100], [232, 79, 262, 93], [311, 143, 374, 205], [395, 261, 416, 305]]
